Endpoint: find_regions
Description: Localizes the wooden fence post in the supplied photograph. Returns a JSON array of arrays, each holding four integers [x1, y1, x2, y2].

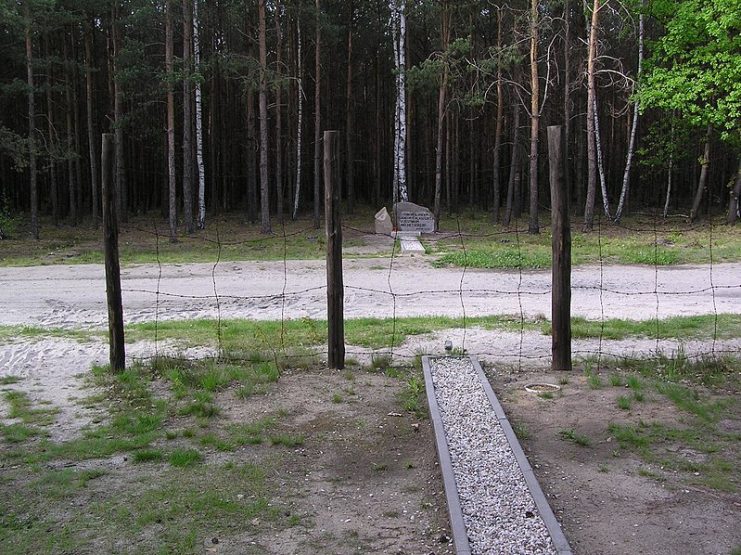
[[101, 133, 126, 371], [548, 125, 571, 371], [324, 130, 345, 369]]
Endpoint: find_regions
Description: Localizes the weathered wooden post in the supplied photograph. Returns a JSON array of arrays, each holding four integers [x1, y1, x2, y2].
[[548, 125, 571, 371], [324, 130, 345, 369], [101, 133, 126, 371]]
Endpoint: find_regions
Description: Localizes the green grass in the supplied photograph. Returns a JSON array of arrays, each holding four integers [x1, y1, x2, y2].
[[0, 376, 23, 385], [434, 247, 551, 269], [169, 448, 203, 467], [3, 390, 59, 427], [654, 382, 730, 423], [3, 210, 740, 268], [0, 461, 289, 554], [562, 314, 741, 341], [558, 428, 592, 447], [132, 449, 164, 463], [0, 423, 45, 443], [586, 373, 604, 389], [0, 325, 96, 344], [128, 314, 542, 352], [426, 212, 741, 269], [399, 374, 427, 418], [616, 395, 632, 410]]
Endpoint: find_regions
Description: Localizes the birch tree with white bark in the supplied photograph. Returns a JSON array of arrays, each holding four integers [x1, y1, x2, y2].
[[389, 0, 408, 204]]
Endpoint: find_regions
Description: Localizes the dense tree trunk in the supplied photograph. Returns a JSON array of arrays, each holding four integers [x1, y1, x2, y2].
[[258, 0, 271, 234], [112, 3, 127, 223], [583, 0, 600, 231], [528, 0, 540, 234], [491, 7, 504, 224], [292, 17, 303, 220], [245, 29, 259, 224], [689, 126, 712, 223], [727, 158, 741, 225], [593, 95, 610, 218], [345, 1, 354, 213], [84, 26, 99, 226], [25, 4, 39, 240], [275, 2, 284, 222], [390, 0, 408, 204], [504, 103, 521, 227], [64, 37, 77, 226], [433, 1, 450, 225], [45, 37, 59, 227], [614, 7, 643, 223], [563, 0, 572, 206], [166, 0, 177, 242], [313, 0, 321, 228], [182, 0, 194, 233], [194, 0, 206, 229], [663, 144, 673, 219]]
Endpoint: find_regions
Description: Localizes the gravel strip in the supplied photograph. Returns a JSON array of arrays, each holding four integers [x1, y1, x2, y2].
[[429, 356, 558, 555]]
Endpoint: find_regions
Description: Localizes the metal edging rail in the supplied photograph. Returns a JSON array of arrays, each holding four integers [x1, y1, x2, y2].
[[421, 355, 472, 555]]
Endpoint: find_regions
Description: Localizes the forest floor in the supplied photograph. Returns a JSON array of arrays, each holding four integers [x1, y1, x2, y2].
[[1, 214, 739, 554]]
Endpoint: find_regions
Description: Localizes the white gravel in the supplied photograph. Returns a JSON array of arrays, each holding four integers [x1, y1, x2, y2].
[[430, 356, 558, 555]]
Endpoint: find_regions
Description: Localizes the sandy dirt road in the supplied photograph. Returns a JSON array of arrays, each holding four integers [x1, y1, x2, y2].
[[0, 258, 739, 328]]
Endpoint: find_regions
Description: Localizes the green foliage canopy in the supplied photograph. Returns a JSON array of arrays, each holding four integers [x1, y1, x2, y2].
[[639, 0, 741, 142]]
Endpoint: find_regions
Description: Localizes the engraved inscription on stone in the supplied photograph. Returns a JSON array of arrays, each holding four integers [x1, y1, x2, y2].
[[398, 211, 435, 232]]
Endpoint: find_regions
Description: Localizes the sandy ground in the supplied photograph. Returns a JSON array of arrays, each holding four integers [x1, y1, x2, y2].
[[0, 259, 738, 443], [0, 259, 739, 328]]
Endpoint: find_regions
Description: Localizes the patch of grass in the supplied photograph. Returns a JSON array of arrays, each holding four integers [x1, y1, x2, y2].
[[427, 212, 741, 268], [128, 315, 540, 353], [331, 393, 343, 404], [3, 390, 58, 426], [169, 448, 203, 467], [564, 314, 741, 341], [0, 423, 44, 443], [538, 391, 554, 400], [269, 434, 304, 447], [609, 374, 624, 387], [0, 376, 23, 385], [558, 428, 592, 447], [371, 462, 388, 472], [655, 382, 729, 423], [626, 375, 642, 391], [608, 423, 651, 451], [0, 325, 95, 344], [399, 374, 426, 418], [586, 373, 604, 390], [132, 449, 164, 463], [434, 246, 551, 270], [512, 422, 530, 440], [616, 395, 632, 410]]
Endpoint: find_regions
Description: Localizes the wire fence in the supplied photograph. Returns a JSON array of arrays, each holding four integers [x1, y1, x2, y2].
[[120, 207, 740, 373]]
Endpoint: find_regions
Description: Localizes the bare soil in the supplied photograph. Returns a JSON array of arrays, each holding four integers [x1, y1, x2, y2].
[[487, 364, 740, 555]]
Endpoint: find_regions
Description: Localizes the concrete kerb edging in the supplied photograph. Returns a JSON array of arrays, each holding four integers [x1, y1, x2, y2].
[[421, 355, 472, 555], [422, 355, 573, 555]]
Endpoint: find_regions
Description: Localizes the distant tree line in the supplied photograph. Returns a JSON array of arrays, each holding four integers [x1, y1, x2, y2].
[[0, 0, 739, 240]]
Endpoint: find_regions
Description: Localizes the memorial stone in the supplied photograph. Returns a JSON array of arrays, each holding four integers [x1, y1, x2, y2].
[[374, 207, 393, 235], [394, 201, 436, 233]]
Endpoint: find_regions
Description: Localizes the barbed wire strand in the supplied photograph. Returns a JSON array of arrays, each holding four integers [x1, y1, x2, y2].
[[120, 211, 738, 378]]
